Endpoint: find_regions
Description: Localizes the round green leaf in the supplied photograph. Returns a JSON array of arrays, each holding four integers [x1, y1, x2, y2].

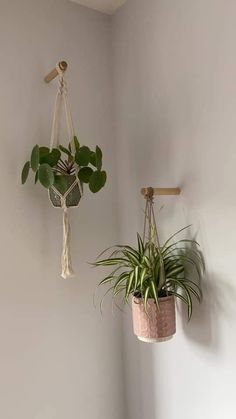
[[48, 149, 61, 166], [31, 145, 39, 172], [38, 164, 54, 188], [39, 147, 50, 164], [75, 146, 91, 166], [34, 171, 39, 184], [39, 146, 49, 156], [100, 171, 107, 188], [78, 167, 93, 183], [21, 161, 30, 184], [90, 151, 97, 167], [96, 146, 103, 170], [89, 170, 107, 193], [40, 147, 61, 167]]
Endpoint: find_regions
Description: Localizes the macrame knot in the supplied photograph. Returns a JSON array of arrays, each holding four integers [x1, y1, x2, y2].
[[144, 187, 154, 203], [58, 76, 64, 95]]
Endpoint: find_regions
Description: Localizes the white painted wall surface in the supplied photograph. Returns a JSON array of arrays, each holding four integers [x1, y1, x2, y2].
[[112, 1, 236, 418], [0, 1, 125, 418], [71, 0, 126, 15]]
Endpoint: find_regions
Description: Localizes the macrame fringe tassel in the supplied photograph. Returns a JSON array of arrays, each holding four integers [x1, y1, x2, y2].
[[61, 206, 74, 279]]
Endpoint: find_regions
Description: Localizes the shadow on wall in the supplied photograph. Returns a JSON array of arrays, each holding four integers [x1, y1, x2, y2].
[[138, 342, 158, 419], [123, 311, 158, 419], [180, 273, 236, 354]]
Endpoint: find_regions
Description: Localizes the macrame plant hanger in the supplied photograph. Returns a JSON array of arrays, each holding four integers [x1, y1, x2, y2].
[[143, 187, 161, 247], [45, 61, 83, 279], [142, 186, 181, 247], [142, 186, 181, 298]]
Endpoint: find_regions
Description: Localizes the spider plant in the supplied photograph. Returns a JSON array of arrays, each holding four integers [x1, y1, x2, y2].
[[94, 226, 204, 320]]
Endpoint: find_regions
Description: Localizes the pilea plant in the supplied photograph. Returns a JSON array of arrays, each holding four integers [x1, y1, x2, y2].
[[21, 136, 107, 193]]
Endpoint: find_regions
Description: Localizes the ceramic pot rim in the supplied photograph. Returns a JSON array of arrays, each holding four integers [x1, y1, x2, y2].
[[133, 295, 174, 304]]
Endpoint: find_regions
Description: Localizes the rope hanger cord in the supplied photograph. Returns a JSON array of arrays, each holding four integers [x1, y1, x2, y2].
[[49, 65, 82, 279], [143, 187, 160, 246], [50, 64, 76, 152], [143, 188, 168, 297]]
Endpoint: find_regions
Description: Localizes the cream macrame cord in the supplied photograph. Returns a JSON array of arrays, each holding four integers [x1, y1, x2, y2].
[[50, 178, 80, 278], [49, 65, 82, 279]]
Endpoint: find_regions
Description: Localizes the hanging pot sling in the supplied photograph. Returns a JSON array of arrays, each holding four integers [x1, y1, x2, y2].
[[49, 64, 83, 279]]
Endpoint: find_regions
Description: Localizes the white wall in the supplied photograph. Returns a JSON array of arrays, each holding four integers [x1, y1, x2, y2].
[[112, 1, 236, 418], [0, 1, 125, 418], [3, 1, 236, 418]]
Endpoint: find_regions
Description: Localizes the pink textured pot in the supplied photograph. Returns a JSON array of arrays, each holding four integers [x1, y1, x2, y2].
[[132, 296, 176, 343]]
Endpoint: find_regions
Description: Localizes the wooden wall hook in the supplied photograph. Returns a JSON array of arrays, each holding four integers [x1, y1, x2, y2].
[[44, 61, 68, 83], [141, 187, 181, 197]]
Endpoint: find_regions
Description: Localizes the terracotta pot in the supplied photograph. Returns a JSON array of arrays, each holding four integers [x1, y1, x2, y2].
[[132, 295, 176, 343]]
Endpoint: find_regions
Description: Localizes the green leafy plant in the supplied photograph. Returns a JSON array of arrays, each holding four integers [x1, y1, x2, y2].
[[21, 137, 107, 193], [94, 226, 204, 320]]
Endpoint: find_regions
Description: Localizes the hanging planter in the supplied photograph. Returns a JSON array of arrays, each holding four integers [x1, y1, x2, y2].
[[94, 187, 204, 343], [49, 174, 82, 208], [21, 62, 107, 278]]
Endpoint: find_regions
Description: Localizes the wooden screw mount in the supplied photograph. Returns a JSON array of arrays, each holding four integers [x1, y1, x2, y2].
[[44, 61, 68, 83]]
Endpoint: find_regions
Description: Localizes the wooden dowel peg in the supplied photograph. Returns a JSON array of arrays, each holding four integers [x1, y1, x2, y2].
[[44, 61, 68, 83], [141, 187, 181, 197]]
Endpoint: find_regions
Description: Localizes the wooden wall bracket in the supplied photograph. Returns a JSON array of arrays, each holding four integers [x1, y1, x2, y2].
[[141, 187, 181, 197], [44, 61, 68, 83]]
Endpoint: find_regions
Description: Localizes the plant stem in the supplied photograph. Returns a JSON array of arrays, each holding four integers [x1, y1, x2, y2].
[[54, 167, 65, 175], [59, 159, 68, 170], [57, 164, 68, 173]]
